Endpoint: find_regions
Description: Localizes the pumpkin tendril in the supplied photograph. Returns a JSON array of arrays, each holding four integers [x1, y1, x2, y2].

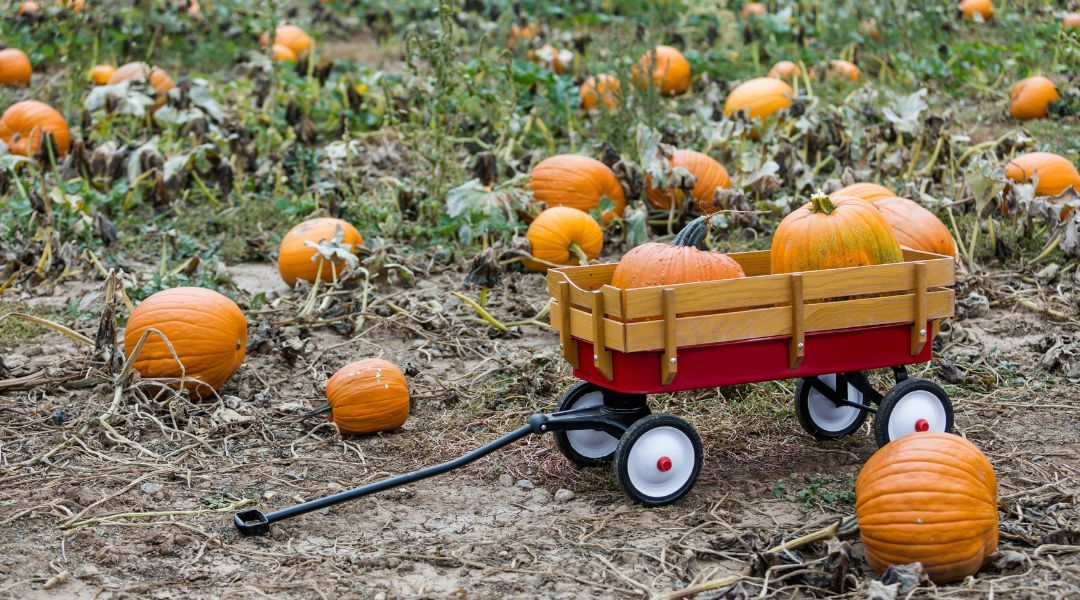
[[810, 191, 836, 215]]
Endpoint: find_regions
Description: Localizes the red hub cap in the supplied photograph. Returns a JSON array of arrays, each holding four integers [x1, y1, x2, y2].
[[656, 456, 672, 472], [915, 418, 930, 432]]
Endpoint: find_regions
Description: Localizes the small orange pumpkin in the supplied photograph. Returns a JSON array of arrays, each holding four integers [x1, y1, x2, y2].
[[262, 24, 313, 56], [525, 206, 603, 271], [0, 49, 32, 86], [856, 433, 998, 584], [832, 182, 896, 203], [278, 218, 364, 287], [815, 59, 860, 81], [66, 0, 84, 13], [326, 359, 410, 435], [767, 60, 801, 80], [1004, 152, 1080, 197], [632, 45, 692, 96], [724, 77, 794, 121], [771, 193, 903, 274], [88, 64, 115, 85], [645, 149, 732, 213], [959, 0, 993, 21], [529, 154, 627, 223], [873, 196, 957, 257], [1065, 13, 1080, 28], [612, 216, 745, 288], [507, 23, 537, 48], [0, 100, 71, 157], [527, 44, 569, 74], [17, 1, 40, 15], [271, 44, 297, 63], [123, 287, 248, 398], [580, 74, 621, 111], [1009, 76, 1058, 121], [741, 2, 767, 17], [107, 62, 174, 107]]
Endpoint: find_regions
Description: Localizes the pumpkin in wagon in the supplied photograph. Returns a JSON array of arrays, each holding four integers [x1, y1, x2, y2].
[[632, 45, 691, 96], [1009, 76, 1058, 121], [1004, 152, 1080, 197], [0, 49, 32, 86], [529, 154, 626, 223], [873, 196, 957, 257], [856, 432, 998, 584], [645, 149, 732, 214], [612, 216, 745, 288], [278, 218, 363, 287], [525, 207, 603, 272], [326, 359, 410, 435], [0, 100, 71, 157]]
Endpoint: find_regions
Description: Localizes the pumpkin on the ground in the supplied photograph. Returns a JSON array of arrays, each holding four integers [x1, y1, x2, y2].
[[612, 216, 745, 288], [0, 100, 71, 157], [17, 1, 40, 15], [525, 206, 603, 272], [646, 150, 732, 214], [528, 44, 570, 74], [767, 60, 800, 80], [271, 44, 297, 63], [580, 74, 621, 111], [507, 23, 537, 47], [832, 182, 896, 203], [1065, 13, 1080, 28], [0, 49, 32, 86], [816, 59, 860, 81], [632, 45, 691, 96], [1004, 152, 1080, 197], [959, 0, 993, 21], [278, 218, 363, 286], [107, 62, 174, 107], [326, 359, 410, 435], [529, 154, 626, 223], [89, 64, 115, 85], [874, 196, 957, 257], [771, 193, 903, 274], [123, 287, 247, 398], [856, 432, 998, 584], [723, 77, 794, 121], [741, 2, 767, 17], [1010, 76, 1058, 120], [263, 24, 313, 56]]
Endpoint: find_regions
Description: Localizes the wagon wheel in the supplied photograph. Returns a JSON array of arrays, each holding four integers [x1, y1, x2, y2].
[[794, 373, 871, 439], [874, 379, 954, 447], [613, 414, 702, 506], [553, 382, 644, 467]]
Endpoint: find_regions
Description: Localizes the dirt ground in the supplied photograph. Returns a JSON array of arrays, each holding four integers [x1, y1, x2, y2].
[[1, 258, 1078, 599]]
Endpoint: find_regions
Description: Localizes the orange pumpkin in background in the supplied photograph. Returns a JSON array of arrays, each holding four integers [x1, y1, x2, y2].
[[524, 206, 603, 271], [0, 100, 71, 157], [88, 64, 115, 85], [507, 23, 537, 48], [277, 218, 364, 286], [580, 74, 621, 111], [1064, 13, 1080, 28], [17, 1, 41, 15], [724, 77, 794, 121], [1009, 76, 1058, 120], [832, 182, 897, 203], [632, 45, 692, 96], [527, 44, 570, 74], [0, 49, 32, 86], [264, 24, 313, 56], [816, 59, 860, 81], [66, 0, 84, 13], [767, 60, 801, 80], [529, 154, 627, 222], [271, 44, 297, 63], [613, 215, 745, 288], [959, 0, 993, 21], [325, 359, 410, 435], [873, 196, 957, 257], [771, 193, 903, 273], [123, 287, 248, 398], [646, 150, 733, 214], [856, 433, 998, 584], [107, 62, 174, 107], [1004, 152, 1080, 197], [741, 2, 767, 17]]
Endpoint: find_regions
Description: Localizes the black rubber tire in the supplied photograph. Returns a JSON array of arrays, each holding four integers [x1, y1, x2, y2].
[[552, 382, 620, 467], [613, 414, 703, 507], [794, 374, 871, 440], [874, 378, 954, 448]]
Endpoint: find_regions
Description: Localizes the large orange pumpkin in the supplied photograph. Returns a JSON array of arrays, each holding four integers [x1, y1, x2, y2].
[[856, 433, 998, 584], [67, 0, 84, 13], [1065, 13, 1080, 28], [263, 24, 313, 56], [525, 206, 603, 272], [529, 155, 627, 223], [959, 0, 993, 21], [873, 196, 957, 257], [767, 60, 801, 80], [632, 46, 691, 96], [580, 74, 621, 111], [833, 182, 896, 203], [645, 150, 732, 213], [123, 287, 248, 398], [107, 62, 174, 107], [1004, 152, 1080, 197], [278, 218, 363, 287], [325, 358, 410, 435], [88, 64, 115, 85], [0, 100, 71, 157], [771, 193, 903, 274], [723, 77, 794, 121], [1009, 76, 1058, 121], [612, 216, 745, 288], [0, 49, 32, 86]]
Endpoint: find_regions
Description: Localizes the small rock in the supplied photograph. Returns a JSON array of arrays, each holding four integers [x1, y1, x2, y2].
[[1035, 263, 1060, 283], [373, 593, 387, 600], [516, 479, 534, 489], [140, 482, 162, 494], [866, 580, 898, 600], [262, 490, 277, 501], [498, 474, 513, 487], [554, 488, 575, 503], [318, 508, 330, 516], [993, 550, 1027, 570], [75, 564, 100, 579]]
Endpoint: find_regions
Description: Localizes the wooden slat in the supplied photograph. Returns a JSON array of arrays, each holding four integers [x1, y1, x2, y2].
[[556, 281, 578, 368], [564, 306, 627, 351], [661, 288, 677, 385], [546, 269, 624, 317], [911, 262, 928, 355], [729, 250, 772, 276], [789, 274, 804, 368], [591, 292, 613, 380]]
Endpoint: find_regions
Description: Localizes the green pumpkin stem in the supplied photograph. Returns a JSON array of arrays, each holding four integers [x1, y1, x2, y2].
[[672, 215, 712, 247], [810, 192, 836, 215]]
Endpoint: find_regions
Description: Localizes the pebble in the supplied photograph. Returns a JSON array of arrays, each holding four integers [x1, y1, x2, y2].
[[515, 479, 535, 489], [140, 482, 162, 494], [318, 508, 330, 516], [262, 490, 277, 501], [554, 488, 575, 503], [498, 474, 513, 487], [373, 593, 386, 600]]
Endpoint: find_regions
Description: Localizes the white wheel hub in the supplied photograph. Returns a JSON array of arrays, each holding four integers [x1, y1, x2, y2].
[[626, 426, 695, 499], [807, 374, 864, 432], [566, 391, 618, 458], [888, 390, 947, 441]]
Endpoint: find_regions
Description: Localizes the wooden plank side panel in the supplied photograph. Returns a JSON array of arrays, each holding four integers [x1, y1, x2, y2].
[[729, 250, 772, 276], [564, 306, 629, 352]]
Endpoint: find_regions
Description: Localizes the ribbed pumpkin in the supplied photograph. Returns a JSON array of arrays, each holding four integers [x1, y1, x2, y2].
[[123, 287, 247, 398], [723, 77, 794, 121], [580, 74, 621, 111], [856, 433, 998, 584], [325, 359, 410, 435], [646, 150, 732, 214], [529, 155, 627, 223], [0, 100, 71, 157], [0, 49, 32, 86], [1009, 76, 1058, 121], [525, 207, 603, 272], [1004, 152, 1080, 197], [771, 193, 903, 274], [278, 218, 363, 287], [271, 44, 297, 63], [833, 182, 896, 203], [874, 197, 957, 257], [612, 216, 745, 289], [741, 2, 767, 17], [817, 59, 860, 81], [959, 0, 993, 21], [107, 62, 174, 107], [88, 64, 115, 85], [632, 46, 691, 96], [266, 24, 313, 56], [767, 60, 801, 80], [1065, 13, 1080, 28]]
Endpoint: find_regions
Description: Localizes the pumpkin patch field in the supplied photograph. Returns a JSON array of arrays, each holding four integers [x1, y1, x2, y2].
[[2, 1, 1080, 598]]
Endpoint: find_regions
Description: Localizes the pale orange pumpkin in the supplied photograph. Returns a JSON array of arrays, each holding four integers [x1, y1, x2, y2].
[[724, 77, 794, 121], [1010, 76, 1058, 120], [107, 62, 174, 107], [66, 0, 83, 14], [767, 60, 801, 80], [1004, 152, 1080, 197], [856, 433, 998, 584], [277, 218, 364, 286], [771, 193, 903, 273], [832, 182, 896, 203], [873, 196, 957, 257], [17, 1, 40, 15], [123, 287, 248, 398], [580, 74, 621, 111], [741, 2, 767, 17], [816, 59, 860, 81], [0, 100, 71, 156], [262, 24, 313, 56], [632, 45, 692, 96], [959, 0, 993, 21], [325, 359, 410, 435], [271, 44, 297, 63], [1065, 13, 1080, 28], [645, 150, 732, 214], [612, 216, 745, 288], [88, 64, 115, 85], [507, 23, 537, 48], [0, 49, 32, 86], [524, 206, 603, 271], [529, 154, 627, 223], [527, 44, 569, 75]]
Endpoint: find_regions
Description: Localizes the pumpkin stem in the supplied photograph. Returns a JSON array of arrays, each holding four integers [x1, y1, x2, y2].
[[810, 192, 836, 215], [568, 242, 590, 266], [672, 215, 712, 247], [302, 404, 333, 418]]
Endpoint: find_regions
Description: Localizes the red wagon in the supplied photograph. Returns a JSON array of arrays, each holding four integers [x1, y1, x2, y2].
[[545, 248, 956, 506]]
